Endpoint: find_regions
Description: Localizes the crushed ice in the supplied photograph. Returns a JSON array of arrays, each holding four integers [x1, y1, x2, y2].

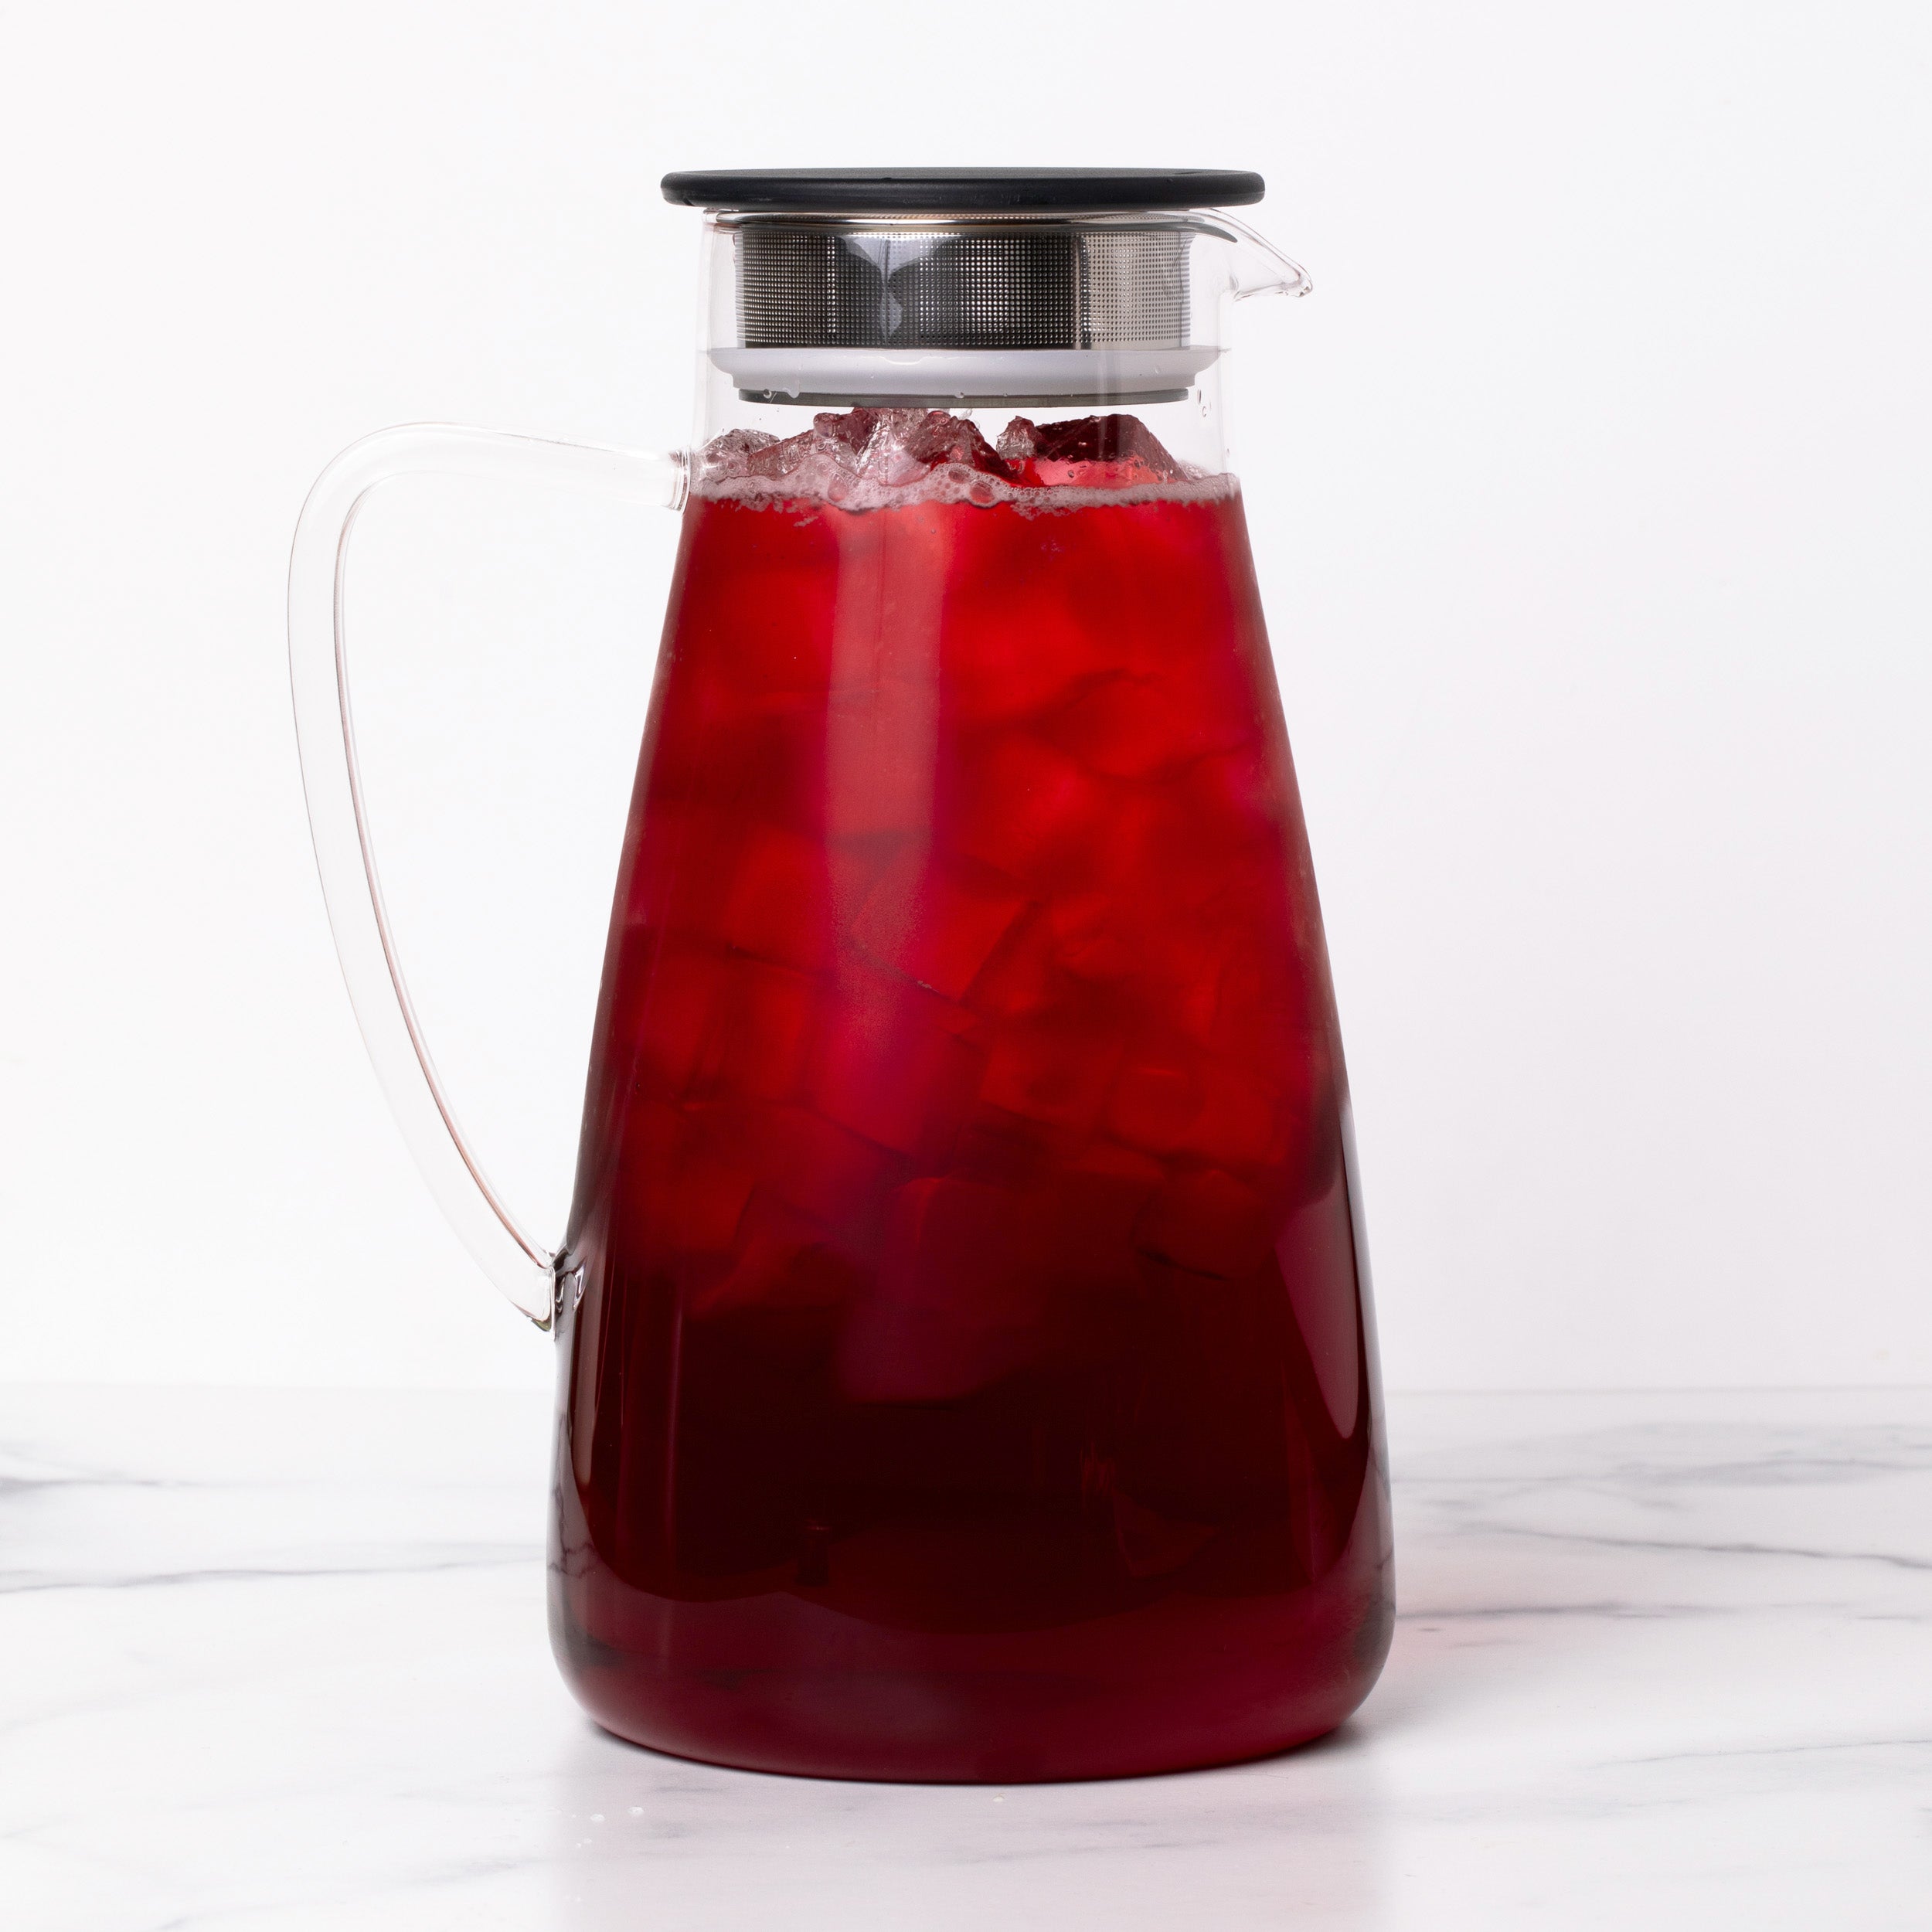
[[693, 409, 1233, 511]]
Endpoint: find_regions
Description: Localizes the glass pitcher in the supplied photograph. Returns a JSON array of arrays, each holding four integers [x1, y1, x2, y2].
[[290, 168, 1391, 1783]]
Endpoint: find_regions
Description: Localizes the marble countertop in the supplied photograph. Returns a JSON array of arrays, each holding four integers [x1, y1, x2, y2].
[[3, 1383, 1926, 1930]]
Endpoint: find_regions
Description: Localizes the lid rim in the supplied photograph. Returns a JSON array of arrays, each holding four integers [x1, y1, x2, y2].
[[662, 168, 1265, 213]]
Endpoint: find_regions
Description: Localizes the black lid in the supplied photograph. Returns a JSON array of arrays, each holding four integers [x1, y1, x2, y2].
[[661, 168, 1264, 213]]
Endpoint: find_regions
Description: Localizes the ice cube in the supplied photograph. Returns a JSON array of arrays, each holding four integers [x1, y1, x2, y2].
[[1044, 774, 1185, 910], [851, 849, 1026, 999], [818, 512, 947, 839], [1133, 920, 1228, 1046], [689, 1194, 860, 1322], [867, 408, 1012, 483], [697, 408, 1014, 509], [825, 692, 937, 842], [699, 426, 779, 475], [605, 942, 719, 1097], [934, 516, 1125, 725], [947, 731, 1108, 889], [978, 1013, 1122, 1136], [945, 1109, 1060, 1190], [715, 955, 818, 1101], [614, 1100, 757, 1254], [671, 506, 839, 699], [1133, 1168, 1274, 1279], [604, 941, 818, 1104], [695, 406, 1216, 511], [1049, 668, 1259, 780], [1188, 1060, 1287, 1169], [1107, 1060, 1202, 1155], [1043, 889, 1144, 983], [617, 802, 735, 939], [719, 825, 836, 971], [746, 1103, 905, 1233], [1108, 1049, 1286, 1171], [797, 407, 1011, 489], [650, 696, 827, 840], [1184, 743, 1289, 844], [835, 1179, 1052, 1403], [1210, 937, 1316, 1068], [808, 968, 986, 1159], [964, 904, 1061, 1019], [998, 414, 1188, 490]]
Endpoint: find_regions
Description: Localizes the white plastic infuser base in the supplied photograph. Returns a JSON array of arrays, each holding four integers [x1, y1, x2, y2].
[[713, 345, 1219, 404]]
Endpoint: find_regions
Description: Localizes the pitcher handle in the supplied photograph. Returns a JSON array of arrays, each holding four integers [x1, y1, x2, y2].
[[287, 426, 689, 1327]]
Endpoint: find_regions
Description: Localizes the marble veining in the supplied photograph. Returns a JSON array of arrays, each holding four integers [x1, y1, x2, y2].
[[1, 1385, 1927, 1929]]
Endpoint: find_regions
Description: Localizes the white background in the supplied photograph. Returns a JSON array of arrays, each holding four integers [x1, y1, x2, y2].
[[2, 1, 1927, 1394]]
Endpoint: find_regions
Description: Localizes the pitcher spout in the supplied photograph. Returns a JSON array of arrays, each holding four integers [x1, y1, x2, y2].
[[1218, 212, 1314, 301]]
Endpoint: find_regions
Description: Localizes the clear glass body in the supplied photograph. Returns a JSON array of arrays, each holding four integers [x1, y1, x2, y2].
[[287, 206, 1386, 1782], [544, 211, 1392, 1781]]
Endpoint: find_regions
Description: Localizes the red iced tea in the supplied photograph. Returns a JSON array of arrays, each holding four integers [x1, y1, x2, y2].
[[549, 410, 1390, 1781]]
